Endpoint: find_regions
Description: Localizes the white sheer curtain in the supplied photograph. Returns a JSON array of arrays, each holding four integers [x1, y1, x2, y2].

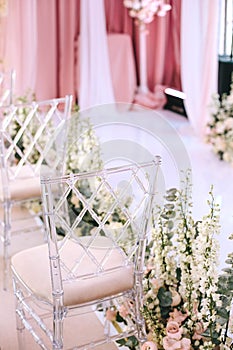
[[181, 0, 219, 138], [79, 0, 115, 110], [4, 0, 37, 97]]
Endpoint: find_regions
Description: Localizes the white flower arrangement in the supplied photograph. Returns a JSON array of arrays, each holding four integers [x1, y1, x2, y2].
[[123, 0, 171, 25], [206, 78, 233, 166], [141, 174, 223, 350], [110, 172, 233, 350]]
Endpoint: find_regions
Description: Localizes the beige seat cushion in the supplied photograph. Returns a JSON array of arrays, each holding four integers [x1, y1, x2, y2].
[[0, 165, 41, 201], [11, 236, 134, 306]]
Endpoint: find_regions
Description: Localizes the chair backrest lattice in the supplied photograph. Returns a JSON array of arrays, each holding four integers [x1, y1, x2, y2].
[[0, 96, 72, 183], [41, 157, 161, 289]]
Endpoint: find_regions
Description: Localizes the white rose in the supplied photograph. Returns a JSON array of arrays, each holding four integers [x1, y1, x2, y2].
[[215, 121, 226, 134], [226, 93, 233, 104], [223, 152, 232, 163], [224, 117, 233, 129], [214, 137, 226, 151]]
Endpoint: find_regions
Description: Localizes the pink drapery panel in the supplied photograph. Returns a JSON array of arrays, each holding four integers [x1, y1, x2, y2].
[[2, 0, 181, 107], [58, 0, 79, 101], [79, 0, 114, 110], [181, 0, 219, 138], [162, 0, 181, 90], [104, 0, 181, 93], [35, 0, 58, 100], [104, 0, 134, 36], [143, 0, 181, 91], [0, 12, 8, 70], [4, 0, 37, 97]]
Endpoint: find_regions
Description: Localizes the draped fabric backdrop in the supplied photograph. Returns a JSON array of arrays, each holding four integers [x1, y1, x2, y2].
[[0, 0, 219, 137], [79, 0, 114, 110], [181, 0, 219, 138], [4, 0, 37, 97]]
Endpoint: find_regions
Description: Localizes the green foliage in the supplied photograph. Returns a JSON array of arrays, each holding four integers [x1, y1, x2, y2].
[[216, 245, 233, 345]]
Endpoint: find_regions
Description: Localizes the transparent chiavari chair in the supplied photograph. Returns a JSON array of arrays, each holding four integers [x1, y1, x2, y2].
[[0, 95, 73, 289], [0, 69, 16, 106], [11, 151, 161, 349]]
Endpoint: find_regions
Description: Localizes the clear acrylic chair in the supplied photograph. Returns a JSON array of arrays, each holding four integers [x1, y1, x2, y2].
[[11, 153, 161, 349], [0, 95, 73, 289], [0, 69, 16, 106]]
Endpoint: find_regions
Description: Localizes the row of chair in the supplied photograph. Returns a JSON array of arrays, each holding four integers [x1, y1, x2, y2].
[[0, 70, 161, 349]]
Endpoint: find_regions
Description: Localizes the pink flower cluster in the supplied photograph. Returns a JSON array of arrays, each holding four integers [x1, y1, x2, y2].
[[163, 321, 190, 350], [141, 319, 191, 350]]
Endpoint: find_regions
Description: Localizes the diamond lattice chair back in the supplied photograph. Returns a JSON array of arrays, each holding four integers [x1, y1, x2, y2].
[[11, 155, 161, 349], [0, 95, 73, 289]]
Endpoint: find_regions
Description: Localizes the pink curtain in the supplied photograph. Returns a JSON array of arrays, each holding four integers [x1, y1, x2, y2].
[[4, 0, 37, 97], [104, 0, 180, 93], [2, 0, 180, 103], [58, 0, 80, 101], [104, 0, 180, 92], [35, 0, 58, 100]]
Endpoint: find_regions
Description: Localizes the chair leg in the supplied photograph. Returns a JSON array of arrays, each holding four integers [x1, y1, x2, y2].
[[3, 200, 11, 290], [134, 284, 147, 343], [13, 281, 26, 350], [16, 309, 26, 350], [53, 301, 64, 350]]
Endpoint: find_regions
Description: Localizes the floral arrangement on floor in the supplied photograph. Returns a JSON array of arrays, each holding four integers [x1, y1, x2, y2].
[[206, 78, 233, 166], [110, 172, 233, 350]]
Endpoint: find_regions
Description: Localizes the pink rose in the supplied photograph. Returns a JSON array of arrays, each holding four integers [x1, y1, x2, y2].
[[106, 308, 117, 321], [171, 290, 181, 307], [119, 304, 129, 318], [192, 300, 199, 314], [146, 331, 154, 341], [169, 309, 188, 325], [166, 321, 183, 340], [180, 338, 191, 350], [163, 336, 191, 350], [163, 336, 182, 350], [192, 322, 205, 340], [151, 278, 163, 290], [141, 341, 158, 350]]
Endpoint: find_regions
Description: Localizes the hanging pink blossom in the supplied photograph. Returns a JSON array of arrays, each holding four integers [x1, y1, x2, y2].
[[141, 341, 158, 350]]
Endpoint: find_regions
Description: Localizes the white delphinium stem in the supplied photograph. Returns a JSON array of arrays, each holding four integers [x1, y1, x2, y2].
[[193, 187, 221, 343], [176, 174, 199, 327]]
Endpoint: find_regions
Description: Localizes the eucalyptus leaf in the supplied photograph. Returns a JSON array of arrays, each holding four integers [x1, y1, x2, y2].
[[216, 307, 229, 319], [225, 258, 233, 265], [165, 195, 177, 202], [161, 210, 176, 219], [164, 220, 174, 230], [222, 268, 232, 274], [157, 287, 172, 307], [164, 204, 175, 210]]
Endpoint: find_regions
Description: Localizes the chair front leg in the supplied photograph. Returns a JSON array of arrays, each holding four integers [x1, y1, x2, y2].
[[13, 277, 26, 350], [3, 199, 11, 290], [53, 297, 65, 350]]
